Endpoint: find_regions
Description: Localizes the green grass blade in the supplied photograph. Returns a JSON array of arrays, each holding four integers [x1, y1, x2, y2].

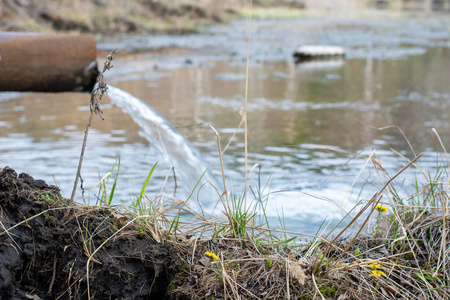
[[213, 225, 227, 238], [136, 162, 158, 208], [280, 236, 297, 245], [107, 156, 120, 205], [167, 213, 181, 236]]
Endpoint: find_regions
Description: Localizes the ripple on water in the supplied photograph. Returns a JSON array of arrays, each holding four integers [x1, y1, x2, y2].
[[3, 17, 450, 235]]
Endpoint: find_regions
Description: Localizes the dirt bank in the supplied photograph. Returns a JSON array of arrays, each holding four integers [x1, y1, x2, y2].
[[0, 167, 174, 299], [0, 167, 317, 300], [2, 165, 447, 299], [0, 166, 309, 300]]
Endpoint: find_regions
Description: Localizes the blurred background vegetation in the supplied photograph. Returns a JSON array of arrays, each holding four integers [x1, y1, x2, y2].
[[0, 0, 303, 34], [1, 0, 448, 35]]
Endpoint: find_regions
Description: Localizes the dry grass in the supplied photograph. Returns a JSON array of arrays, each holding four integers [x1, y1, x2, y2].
[[57, 128, 445, 299], [4, 152, 448, 299], [152, 146, 449, 299]]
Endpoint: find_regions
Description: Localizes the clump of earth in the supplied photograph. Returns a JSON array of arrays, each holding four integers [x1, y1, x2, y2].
[[0, 166, 174, 299]]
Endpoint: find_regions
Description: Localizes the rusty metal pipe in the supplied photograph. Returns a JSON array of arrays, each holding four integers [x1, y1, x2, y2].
[[0, 33, 98, 92]]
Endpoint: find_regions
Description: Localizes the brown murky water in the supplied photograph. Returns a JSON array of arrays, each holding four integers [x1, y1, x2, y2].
[[2, 17, 450, 234]]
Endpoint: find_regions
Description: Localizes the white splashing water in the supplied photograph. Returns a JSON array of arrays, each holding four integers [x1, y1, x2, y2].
[[107, 86, 220, 209]]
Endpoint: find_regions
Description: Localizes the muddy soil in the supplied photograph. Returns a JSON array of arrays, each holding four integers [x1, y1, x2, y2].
[[0, 167, 175, 300], [1, 165, 447, 299]]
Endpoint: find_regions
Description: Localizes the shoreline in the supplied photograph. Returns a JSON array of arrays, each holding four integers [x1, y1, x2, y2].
[[1, 165, 448, 299]]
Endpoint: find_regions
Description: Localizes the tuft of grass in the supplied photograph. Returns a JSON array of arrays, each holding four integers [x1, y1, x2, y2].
[[228, 192, 257, 245]]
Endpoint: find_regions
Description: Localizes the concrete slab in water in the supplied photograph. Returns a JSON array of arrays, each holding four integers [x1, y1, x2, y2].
[[294, 45, 346, 62]]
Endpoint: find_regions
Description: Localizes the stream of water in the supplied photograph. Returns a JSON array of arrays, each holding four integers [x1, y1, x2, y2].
[[2, 17, 450, 235]]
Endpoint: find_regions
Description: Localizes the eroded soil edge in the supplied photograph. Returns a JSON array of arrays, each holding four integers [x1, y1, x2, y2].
[[0, 167, 174, 300]]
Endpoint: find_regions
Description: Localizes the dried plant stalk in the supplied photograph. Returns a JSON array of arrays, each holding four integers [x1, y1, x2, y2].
[[69, 49, 118, 207]]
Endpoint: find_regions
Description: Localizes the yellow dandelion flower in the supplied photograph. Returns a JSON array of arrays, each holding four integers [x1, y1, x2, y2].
[[368, 262, 381, 269], [375, 204, 388, 213], [369, 270, 386, 277], [205, 251, 219, 261]]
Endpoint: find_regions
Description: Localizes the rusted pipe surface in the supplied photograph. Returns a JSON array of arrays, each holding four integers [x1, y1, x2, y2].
[[0, 33, 98, 92]]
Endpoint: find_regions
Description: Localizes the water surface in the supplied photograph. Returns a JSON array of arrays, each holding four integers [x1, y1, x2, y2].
[[2, 17, 450, 235]]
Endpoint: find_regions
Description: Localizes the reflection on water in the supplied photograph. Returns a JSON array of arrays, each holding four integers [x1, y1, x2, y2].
[[111, 47, 450, 154], [2, 22, 450, 235]]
